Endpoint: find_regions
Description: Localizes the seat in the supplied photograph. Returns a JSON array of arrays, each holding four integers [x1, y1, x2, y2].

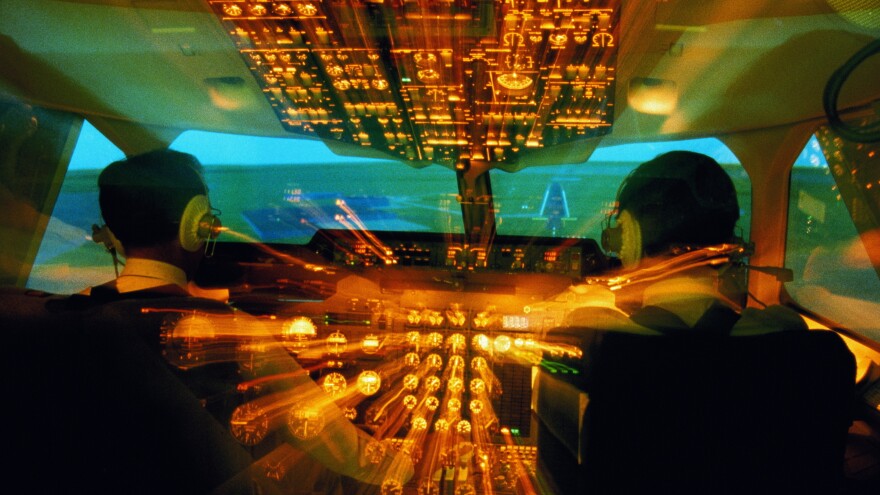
[[1, 287, 254, 494], [535, 327, 856, 494]]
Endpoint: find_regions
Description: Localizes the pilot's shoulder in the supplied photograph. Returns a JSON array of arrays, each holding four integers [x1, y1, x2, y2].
[[731, 304, 809, 336], [563, 305, 660, 335]]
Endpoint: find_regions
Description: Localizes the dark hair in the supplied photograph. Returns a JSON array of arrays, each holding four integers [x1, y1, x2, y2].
[[616, 151, 740, 256], [98, 149, 207, 248]]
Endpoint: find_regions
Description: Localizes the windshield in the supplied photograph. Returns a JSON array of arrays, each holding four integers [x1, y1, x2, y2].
[[28, 122, 751, 294]]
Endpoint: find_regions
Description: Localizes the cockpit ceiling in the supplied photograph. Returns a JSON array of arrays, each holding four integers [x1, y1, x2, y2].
[[1, 1, 879, 161], [208, 0, 619, 169]]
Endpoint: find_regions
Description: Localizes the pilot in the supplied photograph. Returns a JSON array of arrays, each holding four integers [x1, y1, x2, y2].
[[566, 150, 807, 334], [85, 148, 226, 300], [77, 148, 413, 493]]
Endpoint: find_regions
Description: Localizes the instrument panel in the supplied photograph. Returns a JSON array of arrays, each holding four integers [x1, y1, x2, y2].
[[187, 230, 602, 492], [208, 0, 620, 169]]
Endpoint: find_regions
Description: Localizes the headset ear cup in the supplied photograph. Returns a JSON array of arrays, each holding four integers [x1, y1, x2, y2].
[[179, 194, 211, 252]]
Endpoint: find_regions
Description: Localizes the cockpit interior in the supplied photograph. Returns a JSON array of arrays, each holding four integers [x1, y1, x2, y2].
[[2, 1, 880, 494]]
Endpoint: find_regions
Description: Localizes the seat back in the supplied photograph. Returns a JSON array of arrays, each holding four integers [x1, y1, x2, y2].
[[1, 287, 253, 494], [537, 328, 856, 494]]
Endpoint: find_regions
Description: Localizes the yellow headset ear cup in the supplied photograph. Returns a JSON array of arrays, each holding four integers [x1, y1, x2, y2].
[[179, 194, 211, 252], [618, 210, 643, 269]]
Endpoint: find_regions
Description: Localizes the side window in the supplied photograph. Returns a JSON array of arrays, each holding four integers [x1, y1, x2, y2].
[[27, 121, 124, 294], [786, 132, 880, 342]]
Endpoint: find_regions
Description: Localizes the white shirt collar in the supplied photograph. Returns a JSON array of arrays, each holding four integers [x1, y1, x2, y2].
[[115, 258, 188, 293]]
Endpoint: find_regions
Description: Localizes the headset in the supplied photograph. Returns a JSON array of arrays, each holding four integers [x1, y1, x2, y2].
[[94, 193, 224, 261], [178, 194, 224, 255]]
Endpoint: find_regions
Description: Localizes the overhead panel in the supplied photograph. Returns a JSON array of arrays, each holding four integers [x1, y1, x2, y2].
[[208, 0, 619, 168]]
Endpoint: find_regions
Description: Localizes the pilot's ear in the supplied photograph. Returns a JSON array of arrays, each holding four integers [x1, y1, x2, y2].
[[617, 209, 642, 269]]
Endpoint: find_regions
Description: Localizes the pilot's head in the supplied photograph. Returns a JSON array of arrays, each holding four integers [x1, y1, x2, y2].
[[98, 149, 220, 270], [603, 151, 740, 268]]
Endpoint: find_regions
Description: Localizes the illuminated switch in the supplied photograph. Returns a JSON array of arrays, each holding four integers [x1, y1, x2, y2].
[[310, 88, 322, 100], [549, 86, 562, 98], [384, 132, 395, 143], [424, 146, 434, 160], [283, 73, 297, 86], [578, 66, 589, 79], [316, 30, 330, 44], [565, 65, 577, 80], [406, 146, 415, 159], [594, 65, 607, 79], [572, 86, 584, 97], [441, 51, 453, 66], [297, 89, 309, 99], [396, 132, 407, 145], [300, 73, 312, 86], [317, 109, 329, 120], [387, 104, 398, 115], [599, 13, 611, 30], [344, 103, 356, 116], [494, 147, 505, 160], [366, 104, 377, 115], [358, 132, 370, 143]]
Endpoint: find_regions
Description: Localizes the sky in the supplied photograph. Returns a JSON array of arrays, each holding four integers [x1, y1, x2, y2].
[[68, 120, 826, 171]]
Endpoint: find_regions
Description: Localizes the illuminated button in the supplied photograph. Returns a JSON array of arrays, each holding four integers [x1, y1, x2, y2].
[[494, 335, 512, 353], [425, 353, 443, 369], [222, 4, 243, 16], [411, 416, 428, 431], [402, 373, 419, 391], [273, 3, 293, 16], [470, 378, 486, 395], [296, 3, 318, 16], [447, 377, 463, 393], [497, 72, 533, 91], [472, 333, 489, 350], [471, 356, 488, 370], [248, 3, 268, 16], [424, 375, 441, 392], [449, 355, 465, 369], [363, 440, 387, 464], [427, 332, 443, 347], [404, 351, 420, 367]]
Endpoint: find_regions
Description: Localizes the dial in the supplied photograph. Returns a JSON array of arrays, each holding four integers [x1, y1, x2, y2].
[[287, 402, 325, 440], [357, 370, 381, 395], [230, 403, 269, 446]]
